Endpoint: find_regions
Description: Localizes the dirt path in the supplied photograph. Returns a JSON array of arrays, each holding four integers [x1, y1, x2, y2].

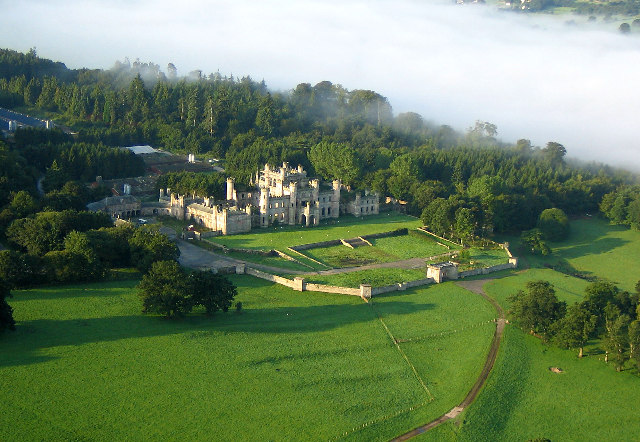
[[390, 278, 505, 441]]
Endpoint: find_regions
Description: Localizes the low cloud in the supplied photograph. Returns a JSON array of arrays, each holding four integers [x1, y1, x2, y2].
[[2, 0, 640, 169]]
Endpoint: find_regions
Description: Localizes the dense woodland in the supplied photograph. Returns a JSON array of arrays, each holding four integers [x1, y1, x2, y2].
[[1, 48, 636, 237], [0, 47, 639, 331]]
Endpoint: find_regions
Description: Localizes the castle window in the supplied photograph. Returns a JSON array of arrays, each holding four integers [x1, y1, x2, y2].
[[328, 207, 331, 215], [371, 206, 374, 211], [322, 208, 325, 216], [360, 207, 363, 213]]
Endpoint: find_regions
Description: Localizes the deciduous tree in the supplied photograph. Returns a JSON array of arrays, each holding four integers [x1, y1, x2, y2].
[[508, 280, 566, 339]]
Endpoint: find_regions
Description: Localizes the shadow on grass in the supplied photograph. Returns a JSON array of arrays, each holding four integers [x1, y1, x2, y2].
[[0, 299, 434, 368], [554, 236, 629, 261], [457, 328, 532, 440]]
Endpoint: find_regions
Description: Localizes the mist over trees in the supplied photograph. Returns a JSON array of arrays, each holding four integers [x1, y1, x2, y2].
[[0, 47, 638, 245]]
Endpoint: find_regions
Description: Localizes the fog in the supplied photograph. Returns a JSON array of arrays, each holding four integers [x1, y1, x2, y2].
[[2, 0, 640, 169]]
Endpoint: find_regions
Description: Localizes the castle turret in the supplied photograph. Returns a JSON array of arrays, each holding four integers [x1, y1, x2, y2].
[[288, 180, 298, 225], [331, 180, 340, 218], [226, 178, 235, 201], [259, 187, 270, 228], [310, 179, 319, 203]]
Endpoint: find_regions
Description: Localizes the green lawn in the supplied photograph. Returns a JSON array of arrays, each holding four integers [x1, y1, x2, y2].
[[303, 243, 395, 267], [207, 213, 422, 251], [304, 268, 428, 288], [1, 275, 495, 441], [467, 247, 510, 268], [551, 218, 640, 292], [302, 230, 459, 269], [423, 235, 640, 441]]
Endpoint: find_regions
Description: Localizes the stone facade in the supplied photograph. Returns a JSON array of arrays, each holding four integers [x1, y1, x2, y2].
[[86, 195, 143, 219], [426, 262, 459, 283], [88, 163, 379, 235]]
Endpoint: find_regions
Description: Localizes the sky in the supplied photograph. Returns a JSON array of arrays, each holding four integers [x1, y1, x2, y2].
[[2, 0, 640, 170]]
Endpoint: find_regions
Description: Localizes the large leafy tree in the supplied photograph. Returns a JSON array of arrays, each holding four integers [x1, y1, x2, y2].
[[551, 302, 598, 358], [138, 261, 237, 318], [537, 208, 570, 242], [188, 270, 237, 315], [508, 280, 567, 339], [129, 225, 180, 273], [604, 313, 630, 371], [138, 260, 190, 318]]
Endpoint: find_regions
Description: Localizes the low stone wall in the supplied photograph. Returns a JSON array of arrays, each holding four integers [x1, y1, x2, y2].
[[290, 239, 342, 251], [458, 262, 516, 279], [417, 227, 456, 249], [360, 228, 408, 241], [305, 283, 361, 296], [245, 267, 300, 289], [206, 241, 277, 257], [286, 247, 328, 268], [371, 278, 434, 296]]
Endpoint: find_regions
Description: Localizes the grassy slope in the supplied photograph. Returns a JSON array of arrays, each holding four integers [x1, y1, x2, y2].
[[1, 276, 495, 441], [425, 218, 640, 441]]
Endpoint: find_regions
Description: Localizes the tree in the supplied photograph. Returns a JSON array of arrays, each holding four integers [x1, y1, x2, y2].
[[187, 270, 237, 315], [521, 228, 551, 256], [629, 320, 640, 370], [619, 22, 631, 34], [0, 250, 44, 288], [0, 282, 16, 333], [138, 262, 238, 319], [129, 225, 180, 273], [584, 280, 618, 320], [508, 280, 567, 339], [138, 261, 190, 318], [309, 141, 360, 187], [537, 208, 570, 242], [552, 302, 597, 357], [604, 313, 630, 371], [542, 142, 566, 164]]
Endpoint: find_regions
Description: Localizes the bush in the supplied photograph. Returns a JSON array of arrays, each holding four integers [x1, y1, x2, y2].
[[537, 208, 570, 242]]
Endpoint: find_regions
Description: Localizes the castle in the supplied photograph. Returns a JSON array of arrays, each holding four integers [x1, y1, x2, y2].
[[87, 163, 380, 235]]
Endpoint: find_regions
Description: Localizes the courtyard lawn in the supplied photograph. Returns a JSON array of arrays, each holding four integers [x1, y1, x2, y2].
[[304, 268, 428, 288], [467, 246, 510, 268], [302, 229, 459, 268], [1, 275, 495, 441], [303, 243, 396, 267], [206, 213, 422, 251], [371, 232, 461, 260]]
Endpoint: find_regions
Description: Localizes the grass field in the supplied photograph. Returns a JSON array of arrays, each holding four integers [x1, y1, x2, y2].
[[1, 276, 496, 441], [422, 217, 640, 441]]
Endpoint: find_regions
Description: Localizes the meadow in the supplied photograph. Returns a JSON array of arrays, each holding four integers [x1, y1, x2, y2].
[[0, 275, 496, 441], [424, 218, 640, 441]]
